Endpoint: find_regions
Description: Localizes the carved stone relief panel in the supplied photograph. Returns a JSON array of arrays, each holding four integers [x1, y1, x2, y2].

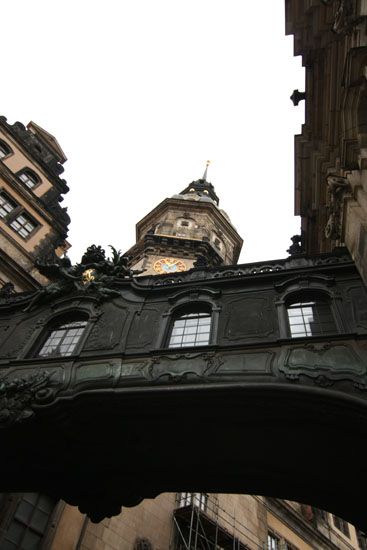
[[84, 305, 128, 351], [348, 286, 367, 330], [215, 351, 275, 376], [126, 308, 161, 349], [73, 360, 121, 390], [0, 315, 47, 359], [142, 352, 222, 382], [278, 341, 367, 388], [221, 296, 276, 342]]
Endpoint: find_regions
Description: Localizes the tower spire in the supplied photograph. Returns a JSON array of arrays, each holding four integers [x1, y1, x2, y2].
[[202, 160, 210, 181]]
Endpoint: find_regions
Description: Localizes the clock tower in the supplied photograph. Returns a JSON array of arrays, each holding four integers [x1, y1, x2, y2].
[[126, 164, 243, 275]]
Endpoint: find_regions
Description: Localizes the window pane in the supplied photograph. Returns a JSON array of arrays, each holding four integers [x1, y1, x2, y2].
[[19, 171, 38, 189], [10, 213, 36, 239], [38, 320, 87, 357], [287, 298, 336, 338], [168, 312, 211, 348], [0, 142, 11, 158]]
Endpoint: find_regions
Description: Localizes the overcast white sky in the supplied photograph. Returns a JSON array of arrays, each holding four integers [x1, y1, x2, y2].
[[2, 0, 304, 265]]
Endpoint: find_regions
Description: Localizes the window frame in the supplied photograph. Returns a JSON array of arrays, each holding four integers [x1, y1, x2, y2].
[[286, 293, 338, 338], [17, 168, 41, 190], [157, 291, 221, 350], [167, 307, 213, 349], [0, 140, 13, 160], [0, 190, 39, 240], [0, 493, 58, 550], [34, 315, 89, 359], [333, 514, 350, 538], [275, 280, 344, 339]]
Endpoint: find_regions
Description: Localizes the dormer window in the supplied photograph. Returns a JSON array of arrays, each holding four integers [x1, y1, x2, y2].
[[0, 140, 12, 159], [18, 169, 40, 189]]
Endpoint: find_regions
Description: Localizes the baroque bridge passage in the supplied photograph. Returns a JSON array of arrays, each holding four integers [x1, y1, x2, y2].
[[0, 250, 367, 529]]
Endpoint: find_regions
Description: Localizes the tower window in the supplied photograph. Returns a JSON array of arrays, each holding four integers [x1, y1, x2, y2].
[[287, 295, 337, 338], [18, 169, 40, 189], [37, 319, 88, 358], [168, 310, 212, 348], [180, 221, 189, 227], [10, 213, 38, 239], [0, 140, 12, 159]]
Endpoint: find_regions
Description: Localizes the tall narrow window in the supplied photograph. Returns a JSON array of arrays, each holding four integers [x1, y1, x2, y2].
[[0, 493, 57, 550], [18, 169, 40, 189], [37, 319, 88, 358], [168, 310, 212, 348], [0, 140, 12, 159], [287, 295, 337, 338], [0, 192, 16, 219], [267, 532, 280, 550]]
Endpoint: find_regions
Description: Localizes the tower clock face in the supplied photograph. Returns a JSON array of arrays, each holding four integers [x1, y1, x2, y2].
[[154, 257, 187, 274]]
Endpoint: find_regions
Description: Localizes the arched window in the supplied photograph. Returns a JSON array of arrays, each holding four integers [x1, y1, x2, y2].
[[18, 169, 40, 189], [286, 294, 337, 338], [0, 140, 12, 159], [168, 306, 212, 348], [36, 318, 88, 358]]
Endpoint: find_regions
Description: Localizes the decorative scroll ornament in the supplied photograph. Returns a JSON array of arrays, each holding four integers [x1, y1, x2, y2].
[[0, 371, 53, 427], [324, 174, 351, 240]]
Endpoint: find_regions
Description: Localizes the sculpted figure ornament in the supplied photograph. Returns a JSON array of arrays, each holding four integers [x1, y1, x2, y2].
[[332, 0, 365, 34], [0, 282, 15, 298], [287, 235, 304, 256], [324, 174, 351, 241], [23, 245, 145, 311], [0, 371, 52, 427]]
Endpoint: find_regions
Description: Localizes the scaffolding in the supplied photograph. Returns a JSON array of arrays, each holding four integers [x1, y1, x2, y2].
[[172, 493, 260, 550]]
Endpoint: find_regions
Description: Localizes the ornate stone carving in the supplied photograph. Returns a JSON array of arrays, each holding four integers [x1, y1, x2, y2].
[[22, 245, 145, 312], [0, 282, 15, 297], [279, 343, 367, 386], [0, 370, 54, 427], [144, 352, 223, 382], [332, 0, 365, 35], [287, 235, 304, 256]]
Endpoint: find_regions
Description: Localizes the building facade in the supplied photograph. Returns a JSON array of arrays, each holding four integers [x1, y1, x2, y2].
[[0, 115, 366, 548], [0, 116, 70, 292], [285, 0, 367, 284], [1, 2, 367, 547]]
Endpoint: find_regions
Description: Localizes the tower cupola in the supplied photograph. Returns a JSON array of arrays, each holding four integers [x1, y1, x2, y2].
[[125, 164, 243, 275]]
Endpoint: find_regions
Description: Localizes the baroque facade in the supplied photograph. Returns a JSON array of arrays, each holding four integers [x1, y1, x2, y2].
[[0, 2, 367, 549], [0, 117, 366, 548]]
